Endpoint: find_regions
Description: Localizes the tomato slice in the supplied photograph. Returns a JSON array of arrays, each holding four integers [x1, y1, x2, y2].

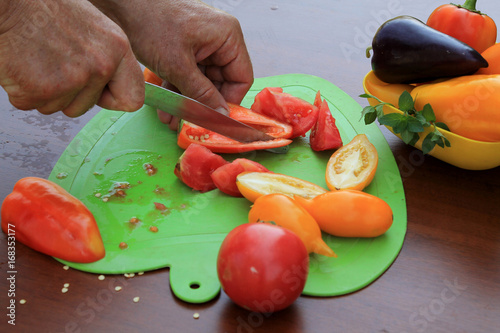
[[325, 134, 378, 191], [174, 143, 229, 192], [178, 122, 292, 154], [177, 103, 293, 153], [251, 87, 319, 138], [310, 91, 343, 151], [236, 171, 327, 203], [210, 159, 269, 197]]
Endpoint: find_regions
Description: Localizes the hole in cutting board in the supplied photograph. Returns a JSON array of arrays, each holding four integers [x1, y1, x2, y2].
[[190, 282, 200, 289]]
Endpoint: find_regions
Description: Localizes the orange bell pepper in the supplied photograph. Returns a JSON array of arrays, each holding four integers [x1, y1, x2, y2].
[[476, 43, 500, 75], [1, 177, 105, 263]]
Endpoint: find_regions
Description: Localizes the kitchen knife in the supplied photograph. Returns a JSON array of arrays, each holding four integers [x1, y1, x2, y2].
[[144, 82, 275, 143]]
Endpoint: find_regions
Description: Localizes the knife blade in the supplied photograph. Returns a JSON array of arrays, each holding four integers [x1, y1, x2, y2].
[[144, 82, 275, 143]]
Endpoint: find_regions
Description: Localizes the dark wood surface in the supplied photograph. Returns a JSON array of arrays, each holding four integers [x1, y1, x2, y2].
[[1, 1, 499, 332]]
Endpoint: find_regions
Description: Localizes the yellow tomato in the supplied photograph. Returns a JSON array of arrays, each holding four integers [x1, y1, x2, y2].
[[325, 134, 378, 191], [248, 193, 337, 257], [236, 171, 327, 203], [294, 190, 393, 238]]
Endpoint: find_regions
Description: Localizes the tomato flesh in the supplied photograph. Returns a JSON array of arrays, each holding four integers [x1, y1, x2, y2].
[[325, 134, 378, 191], [211, 159, 269, 197], [310, 91, 343, 151], [251, 87, 319, 138], [177, 103, 293, 154], [217, 223, 309, 313], [174, 143, 228, 192]]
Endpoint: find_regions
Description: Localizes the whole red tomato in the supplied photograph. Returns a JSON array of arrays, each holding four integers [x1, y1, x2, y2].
[[217, 223, 309, 313]]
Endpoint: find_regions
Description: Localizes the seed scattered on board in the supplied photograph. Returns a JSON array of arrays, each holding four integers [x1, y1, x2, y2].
[[193, 313, 200, 320], [133, 297, 140, 303]]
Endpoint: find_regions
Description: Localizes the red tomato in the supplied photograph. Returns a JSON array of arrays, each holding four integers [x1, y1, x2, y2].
[[251, 87, 319, 138], [217, 223, 309, 313], [210, 159, 269, 197], [310, 91, 343, 151], [174, 144, 228, 192]]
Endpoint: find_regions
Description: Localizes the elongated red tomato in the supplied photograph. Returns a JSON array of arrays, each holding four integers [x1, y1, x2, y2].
[[217, 223, 309, 313], [251, 87, 319, 138], [1, 177, 105, 263], [174, 144, 228, 192], [211, 159, 269, 197], [310, 91, 343, 151], [177, 103, 293, 153]]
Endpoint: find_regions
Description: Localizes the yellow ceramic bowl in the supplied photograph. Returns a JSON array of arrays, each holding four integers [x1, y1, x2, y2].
[[363, 71, 500, 170]]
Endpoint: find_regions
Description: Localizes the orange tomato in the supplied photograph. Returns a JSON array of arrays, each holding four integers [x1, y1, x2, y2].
[[236, 171, 327, 203], [248, 194, 337, 257], [476, 43, 500, 75], [143, 67, 163, 86], [294, 190, 393, 238], [325, 134, 378, 191]]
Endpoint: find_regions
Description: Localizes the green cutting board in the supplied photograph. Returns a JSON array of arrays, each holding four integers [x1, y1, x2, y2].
[[48, 74, 406, 303]]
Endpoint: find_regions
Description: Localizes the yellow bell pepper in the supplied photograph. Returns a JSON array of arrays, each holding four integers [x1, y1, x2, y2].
[[362, 72, 414, 107], [411, 75, 500, 142]]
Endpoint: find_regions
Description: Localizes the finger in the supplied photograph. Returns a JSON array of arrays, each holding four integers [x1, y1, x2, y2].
[[60, 83, 104, 117], [97, 48, 144, 112], [168, 116, 180, 131], [156, 109, 172, 124], [169, 59, 229, 113]]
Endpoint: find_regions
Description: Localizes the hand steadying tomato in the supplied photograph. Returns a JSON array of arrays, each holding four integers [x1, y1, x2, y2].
[[217, 223, 309, 313], [427, 0, 497, 53], [1, 177, 105, 263]]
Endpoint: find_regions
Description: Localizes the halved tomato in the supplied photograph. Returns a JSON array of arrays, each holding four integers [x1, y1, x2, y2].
[[325, 134, 378, 191], [210, 159, 269, 197], [177, 103, 293, 154], [236, 171, 327, 203], [251, 87, 319, 138], [310, 91, 343, 151], [174, 143, 228, 192]]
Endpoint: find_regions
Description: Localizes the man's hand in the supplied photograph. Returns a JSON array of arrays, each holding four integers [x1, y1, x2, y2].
[[92, 0, 254, 126], [0, 0, 144, 117]]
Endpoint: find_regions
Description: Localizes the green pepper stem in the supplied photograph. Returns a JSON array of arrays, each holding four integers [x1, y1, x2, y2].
[[461, 0, 477, 11]]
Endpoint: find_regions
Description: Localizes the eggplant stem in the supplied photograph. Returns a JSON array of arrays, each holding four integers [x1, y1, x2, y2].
[[365, 46, 373, 58]]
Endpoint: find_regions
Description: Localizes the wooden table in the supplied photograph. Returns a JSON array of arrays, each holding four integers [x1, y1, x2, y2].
[[1, 1, 499, 332]]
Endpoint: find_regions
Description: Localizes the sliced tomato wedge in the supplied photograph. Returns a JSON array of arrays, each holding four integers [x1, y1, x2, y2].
[[236, 171, 327, 203], [174, 144, 229, 192], [177, 103, 293, 154], [211, 159, 269, 197], [310, 91, 343, 151], [251, 87, 319, 138]]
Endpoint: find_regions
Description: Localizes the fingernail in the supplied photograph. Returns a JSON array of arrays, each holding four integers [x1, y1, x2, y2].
[[215, 106, 229, 116]]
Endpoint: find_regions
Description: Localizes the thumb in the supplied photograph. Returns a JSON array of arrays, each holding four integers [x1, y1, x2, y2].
[[98, 48, 145, 112]]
